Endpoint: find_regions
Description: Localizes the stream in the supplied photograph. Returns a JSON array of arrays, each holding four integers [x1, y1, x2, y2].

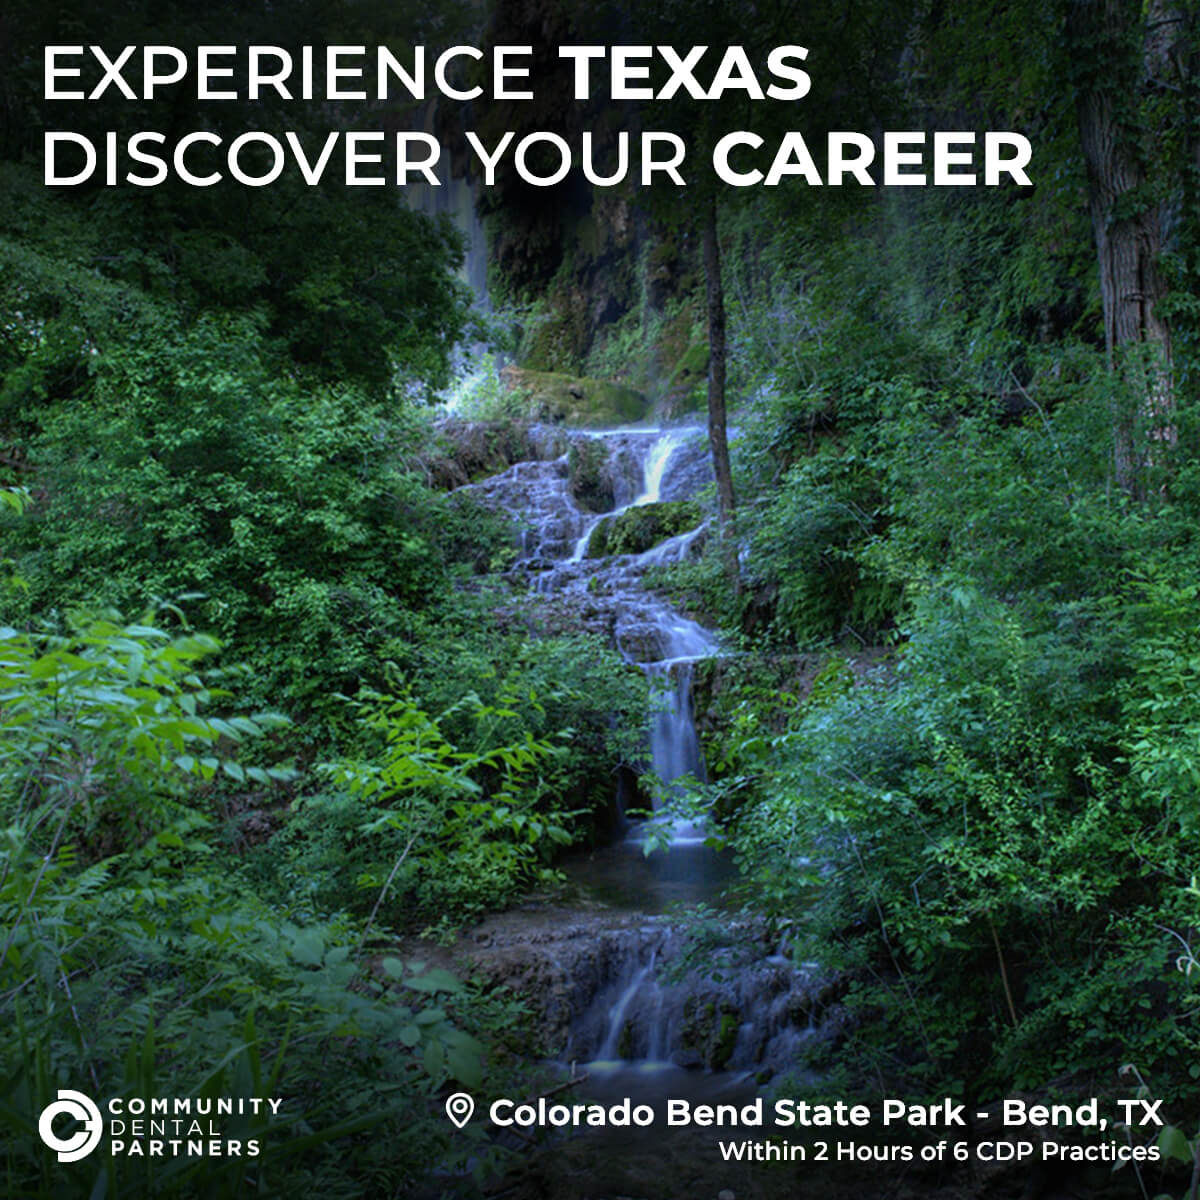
[[453, 423, 836, 1194], [467, 426, 729, 885]]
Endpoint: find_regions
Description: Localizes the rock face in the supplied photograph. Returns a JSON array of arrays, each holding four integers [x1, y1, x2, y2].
[[455, 906, 841, 1075], [567, 435, 645, 513], [420, 418, 567, 489], [458, 424, 715, 663]]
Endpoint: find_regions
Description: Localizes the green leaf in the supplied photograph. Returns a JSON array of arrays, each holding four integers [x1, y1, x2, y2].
[[422, 1038, 445, 1079], [1158, 1125, 1194, 1164], [447, 1042, 482, 1088], [403, 968, 461, 994], [289, 928, 325, 967]]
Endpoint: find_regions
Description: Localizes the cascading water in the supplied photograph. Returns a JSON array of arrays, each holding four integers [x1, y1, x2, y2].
[[464, 424, 725, 888], [444, 421, 831, 1198], [465, 424, 826, 1051], [570, 431, 715, 837], [566, 429, 690, 564], [597, 948, 658, 1061], [474, 427, 717, 810], [408, 105, 491, 315]]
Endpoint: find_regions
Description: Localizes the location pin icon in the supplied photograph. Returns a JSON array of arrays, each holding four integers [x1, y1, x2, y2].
[[445, 1092, 475, 1129]]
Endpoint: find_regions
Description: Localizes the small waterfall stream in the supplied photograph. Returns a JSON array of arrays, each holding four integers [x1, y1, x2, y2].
[[460, 421, 828, 1136], [469, 426, 718, 793], [597, 948, 658, 1061], [408, 102, 491, 314]]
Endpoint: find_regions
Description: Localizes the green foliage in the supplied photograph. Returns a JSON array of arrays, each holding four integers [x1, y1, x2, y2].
[[703, 174, 1200, 1117], [441, 352, 528, 421], [517, 290, 592, 374], [1120, 577, 1200, 836], [0, 612, 290, 851], [0, 267, 499, 716], [238, 624, 646, 929], [0, 485, 32, 515], [281, 688, 570, 923], [0, 613, 491, 1197], [399, 627, 649, 806], [725, 570, 1200, 1100], [1153, 883, 1200, 1196], [585, 304, 667, 387], [741, 447, 896, 644], [0, 159, 466, 416], [0, 109, 482, 724]]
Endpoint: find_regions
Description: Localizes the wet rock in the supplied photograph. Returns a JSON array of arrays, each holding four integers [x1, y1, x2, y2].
[[566, 434, 653, 514], [421, 418, 568, 488], [463, 458, 591, 563], [613, 617, 667, 664], [443, 907, 836, 1075], [568, 437, 617, 512], [679, 997, 741, 1070], [656, 432, 715, 501]]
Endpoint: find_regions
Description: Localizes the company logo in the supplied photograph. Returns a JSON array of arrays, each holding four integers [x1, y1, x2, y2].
[[38, 1090, 103, 1163], [37, 1090, 281, 1164]]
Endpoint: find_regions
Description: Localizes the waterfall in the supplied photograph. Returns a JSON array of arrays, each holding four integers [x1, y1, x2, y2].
[[409, 163, 490, 312], [597, 948, 658, 1061], [408, 101, 492, 387], [568, 428, 687, 563], [638, 432, 684, 505], [464, 424, 717, 832], [457, 423, 826, 1098], [648, 663, 702, 787], [549, 918, 828, 1074]]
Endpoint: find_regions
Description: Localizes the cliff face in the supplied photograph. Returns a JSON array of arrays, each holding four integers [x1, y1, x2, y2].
[[497, 186, 709, 415], [441, 0, 710, 412]]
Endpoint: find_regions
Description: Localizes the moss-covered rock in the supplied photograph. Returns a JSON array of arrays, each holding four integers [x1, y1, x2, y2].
[[679, 997, 742, 1070], [500, 366, 650, 427], [587, 501, 702, 558], [519, 286, 593, 373], [664, 339, 710, 412]]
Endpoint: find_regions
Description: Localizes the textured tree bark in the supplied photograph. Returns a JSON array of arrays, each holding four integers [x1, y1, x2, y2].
[[1068, 0, 1175, 493], [702, 196, 736, 531]]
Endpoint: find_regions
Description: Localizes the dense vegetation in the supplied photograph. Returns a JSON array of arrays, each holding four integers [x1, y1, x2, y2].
[[4, 0, 1200, 1196], [0, 4, 648, 1196], [644, 1, 1200, 1171]]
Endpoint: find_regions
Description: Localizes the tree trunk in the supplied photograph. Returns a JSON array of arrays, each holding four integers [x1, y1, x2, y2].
[[703, 197, 736, 530], [1068, 0, 1175, 493]]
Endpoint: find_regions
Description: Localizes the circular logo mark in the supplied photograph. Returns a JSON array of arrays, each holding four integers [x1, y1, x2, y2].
[[38, 1090, 103, 1162]]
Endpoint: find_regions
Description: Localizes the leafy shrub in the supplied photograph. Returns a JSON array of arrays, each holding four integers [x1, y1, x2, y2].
[[2, 307, 513, 720], [398, 628, 650, 827], [724, 573, 1200, 1106], [0, 614, 489, 1198], [0, 161, 478, 726], [271, 688, 569, 925]]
